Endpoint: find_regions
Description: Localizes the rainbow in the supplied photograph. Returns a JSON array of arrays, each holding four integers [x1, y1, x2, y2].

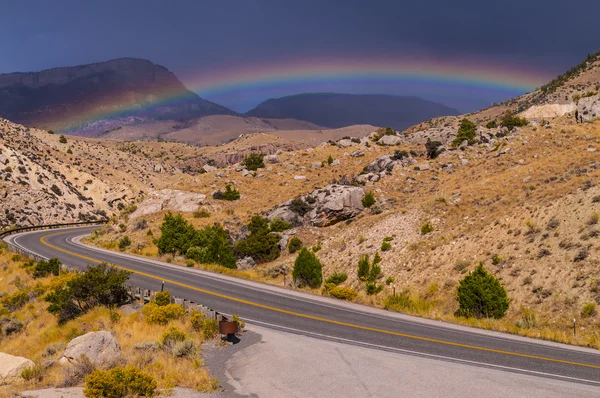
[[61, 55, 557, 131]]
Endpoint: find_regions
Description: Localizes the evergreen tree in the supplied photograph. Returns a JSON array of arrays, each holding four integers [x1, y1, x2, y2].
[[292, 248, 323, 288], [456, 263, 509, 319]]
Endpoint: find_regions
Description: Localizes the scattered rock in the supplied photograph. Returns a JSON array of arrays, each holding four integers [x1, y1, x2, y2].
[[336, 139, 357, 148], [59, 331, 120, 370], [416, 163, 430, 171], [293, 175, 306, 180], [364, 155, 393, 174], [264, 154, 281, 164], [350, 150, 364, 157], [130, 189, 206, 218], [311, 162, 322, 169], [0, 352, 34, 385], [236, 256, 256, 270], [331, 159, 340, 166], [202, 164, 217, 173]]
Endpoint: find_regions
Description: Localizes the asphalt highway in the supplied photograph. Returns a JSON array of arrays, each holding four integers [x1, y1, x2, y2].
[[6, 226, 600, 386]]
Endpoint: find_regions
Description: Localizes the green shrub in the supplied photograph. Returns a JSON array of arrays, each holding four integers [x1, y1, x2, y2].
[[327, 155, 334, 165], [67, 148, 73, 154], [329, 286, 358, 301], [193, 208, 211, 218], [485, 120, 497, 129], [362, 191, 375, 208], [186, 223, 236, 269], [153, 291, 172, 306], [235, 216, 280, 263], [59, 135, 67, 144], [156, 213, 197, 255], [365, 282, 383, 295], [385, 276, 394, 285], [420, 222, 434, 235], [325, 272, 348, 285], [452, 118, 477, 147], [190, 310, 205, 331], [45, 264, 130, 323], [221, 184, 240, 201], [582, 302, 597, 318], [288, 236, 303, 254], [47, 130, 54, 134], [202, 319, 219, 339], [118, 236, 131, 250], [84, 366, 157, 398], [185, 259, 195, 267], [290, 198, 312, 216], [491, 254, 504, 265], [160, 326, 187, 347], [292, 248, 323, 288], [311, 243, 321, 252], [242, 152, 265, 171], [516, 307, 536, 328], [142, 303, 185, 325], [270, 217, 292, 232], [357, 254, 370, 281], [456, 263, 509, 319], [385, 126, 395, 135], [381, 241, 391, 252], [425, 138, 443, 159], [500, 112, 528, 130], [172, 340, 195, 358], [384, 293, 414, 311], [1, 290, 30, 311], [33, 258, 61, 278], [21, 365, 43, 382]]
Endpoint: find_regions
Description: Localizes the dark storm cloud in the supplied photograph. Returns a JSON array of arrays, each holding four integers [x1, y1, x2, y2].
[[1, 0, 599, 111]]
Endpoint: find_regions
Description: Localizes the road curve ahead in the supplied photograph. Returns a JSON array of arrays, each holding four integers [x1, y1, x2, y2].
[[6, 226, 600, 387]]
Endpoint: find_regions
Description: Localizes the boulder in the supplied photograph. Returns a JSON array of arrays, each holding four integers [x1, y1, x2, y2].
[[331, 159, 340, 166], [236, 256, 256, 270], [365, 155, 393, 174], [278, 234, 289, 251], [416, 163, 430, 171], [377, 135, 402, 146], [130, 189, 207, 218], [0, 154, 8, 165], [202, 164, 217, 173], [356, 173, 380, 184], [350, 150, 365, 157], [153, 163, 163, 173], [266, 184, 364, 227], [59, 331, 120, 370], [576, 95, 600, 123], [0, 352, 34, 385], [336, 139, 357, 148], [264, 154, 281, 164]]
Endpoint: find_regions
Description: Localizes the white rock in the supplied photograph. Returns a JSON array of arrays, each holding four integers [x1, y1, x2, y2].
[[130, 189, 206, 218], [331, 159, 340, 166], [0, 352, 34, 385], [59, 331, 120, 370], [202, 164, 217, 173], [311, 162, 322, 169], [294, 175, 306, 180], [377, 135, 402, 146], [264, 154, 281, 164]]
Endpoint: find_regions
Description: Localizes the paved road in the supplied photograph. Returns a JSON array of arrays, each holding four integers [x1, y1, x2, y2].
[[6, 226, 600, 387]]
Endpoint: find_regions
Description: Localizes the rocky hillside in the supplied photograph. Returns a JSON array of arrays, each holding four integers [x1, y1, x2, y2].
[[0, 118, 190, 229], [0, 58, 234, 137], [246, 93, 460, 131]]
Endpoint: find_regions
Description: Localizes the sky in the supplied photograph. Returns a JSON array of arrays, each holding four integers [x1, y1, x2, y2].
[[1, 0, 600, 113]]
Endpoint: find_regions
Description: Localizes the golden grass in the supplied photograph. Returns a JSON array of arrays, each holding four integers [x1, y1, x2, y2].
[[0, 249, 219, 394]]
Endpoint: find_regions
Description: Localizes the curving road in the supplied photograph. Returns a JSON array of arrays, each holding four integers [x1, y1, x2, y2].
[[5, 226, 600, 387]]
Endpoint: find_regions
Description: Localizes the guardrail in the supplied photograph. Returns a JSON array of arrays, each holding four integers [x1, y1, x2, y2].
[[0, 220, 108, 240]]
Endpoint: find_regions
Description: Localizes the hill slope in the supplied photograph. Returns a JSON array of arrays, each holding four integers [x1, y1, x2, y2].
[[246, 93, 460, 130], [0, 58, 235, 137]]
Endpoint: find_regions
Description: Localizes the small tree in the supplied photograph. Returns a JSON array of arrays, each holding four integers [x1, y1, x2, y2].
[[357, 254, 370, 280], [221, 184, 240, 201], [452, 118, 477, 147], [500, 112, 528, 131], [33, 258, 61, 278], [425, 138, 443, 159], [385, 127, 395, 135], [235, 216, 280, 263], [242, 152, 265, 171], [292, 248, 323, 288], [288, 236, 303, 253], [156, 213, 196, 255], [362, 191, 375, 208], [456, 263, 509, 319], [59, 135, 67, 144]]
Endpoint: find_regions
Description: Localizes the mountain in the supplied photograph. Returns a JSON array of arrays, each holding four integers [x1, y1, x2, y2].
[[0, 58, 236, 136], [245, 93, 460, 130]]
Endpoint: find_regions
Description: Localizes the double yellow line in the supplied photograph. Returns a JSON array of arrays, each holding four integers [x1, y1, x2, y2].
[[40, 231, 600, 371]]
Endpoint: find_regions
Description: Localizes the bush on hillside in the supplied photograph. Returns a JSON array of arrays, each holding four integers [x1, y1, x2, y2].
[[290, 197, 312, 216], [357, 253, 381, 282], [221, 184, 240, 201], [269, 217, 292, 232], [59, 135, 67, 144], [500, 112, 528, 130], [84, 366, 157, 398], [328, 286, 358, 301], [242, 152, 265, 171], [186, 223, 237, 268], [456, 263, 509, 319], [288, 236, 303, 254], [485, 120, 497, 129], [292, 248, 323, 288], [452, 118, 477, 147], [385, 127, 395, 135], [425, 138, 443, 159], [156, 213, 197, 255], [45, 263, 130, 323], [32, 258, 61, 278], [235, 216, 280, 263], [362, 191, 375, 208], [325, 272, 348, 285], [118, 236, 131, 250]]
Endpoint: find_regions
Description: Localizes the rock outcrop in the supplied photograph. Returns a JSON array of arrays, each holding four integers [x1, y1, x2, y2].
[[520, 103, 576, 119], [0, 353, 34, 385], [130, 189, 207, 218], [576, 95, 600, 123], [59, 331, 121, 370], [266, 184, 364, 227], [377, 135, 402, 146]]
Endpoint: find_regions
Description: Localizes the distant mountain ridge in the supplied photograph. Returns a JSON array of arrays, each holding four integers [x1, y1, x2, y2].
[[246, 93, 460, 130], [0, 58, 235, 136]]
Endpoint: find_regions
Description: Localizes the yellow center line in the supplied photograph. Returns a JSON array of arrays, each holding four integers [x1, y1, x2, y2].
[[40, 230, 600, 370]]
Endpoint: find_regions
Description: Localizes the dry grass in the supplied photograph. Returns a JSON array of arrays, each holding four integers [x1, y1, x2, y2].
[[0, 248, 219, 394]]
